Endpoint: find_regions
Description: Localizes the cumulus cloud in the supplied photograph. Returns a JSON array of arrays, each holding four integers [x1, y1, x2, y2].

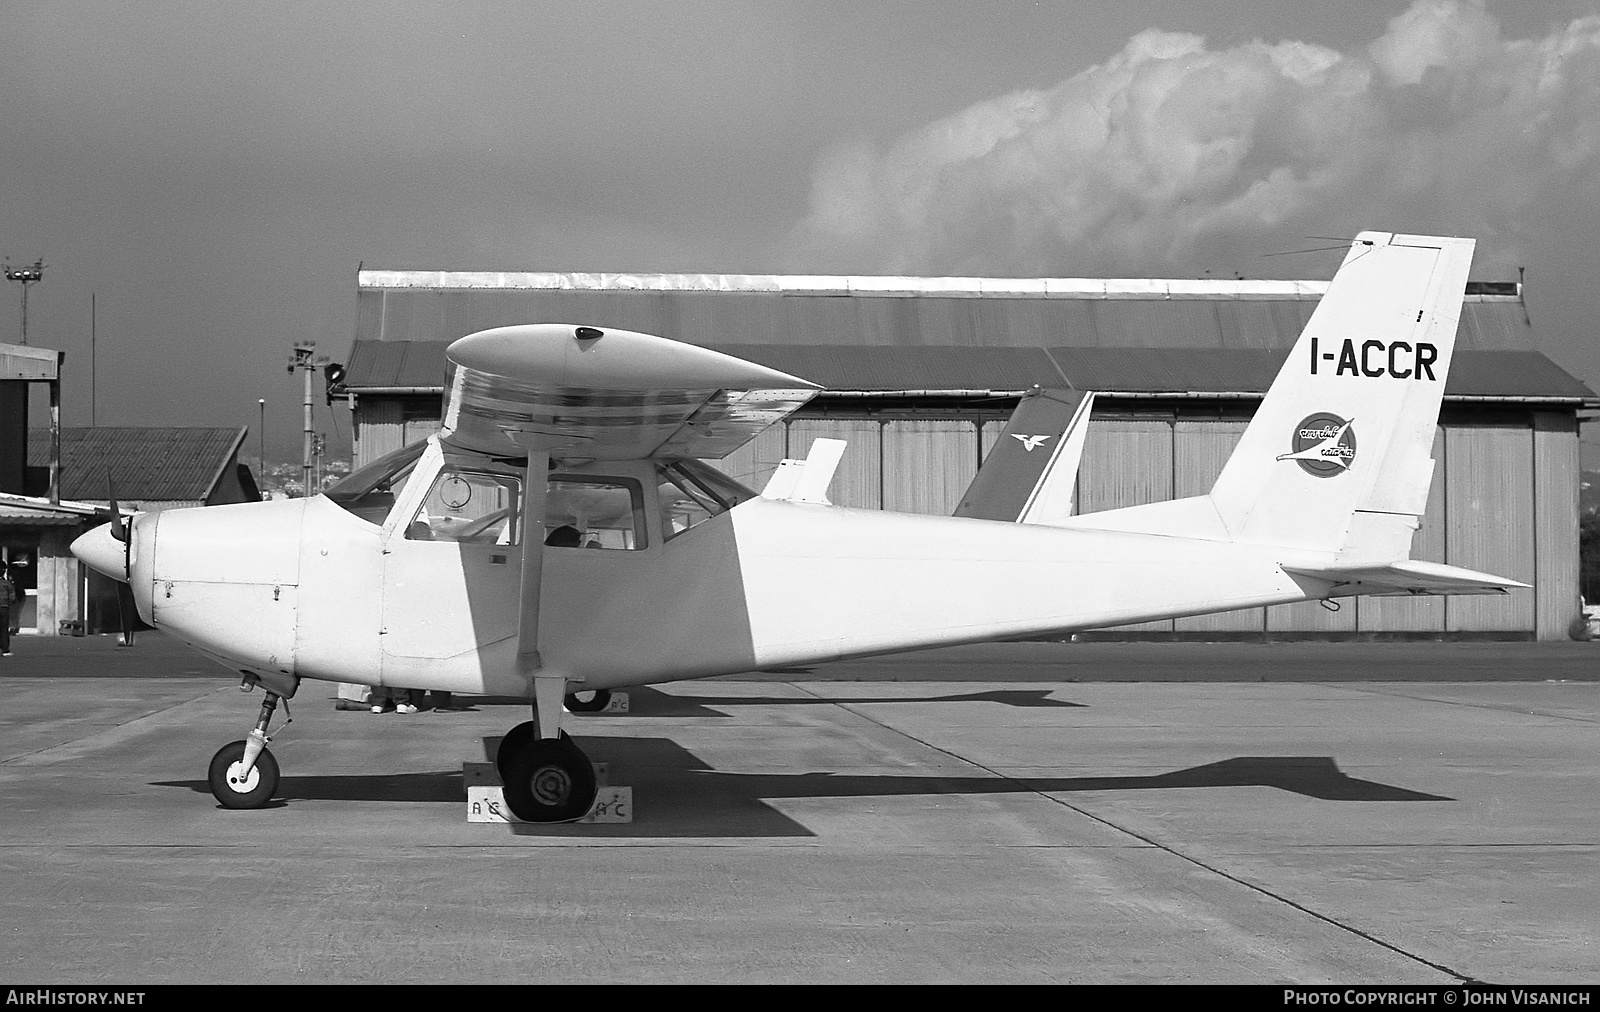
[[781, 0, 1600, 278]]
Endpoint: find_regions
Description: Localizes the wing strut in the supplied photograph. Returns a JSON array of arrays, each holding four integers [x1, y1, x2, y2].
[[511, 438, 569, 740]]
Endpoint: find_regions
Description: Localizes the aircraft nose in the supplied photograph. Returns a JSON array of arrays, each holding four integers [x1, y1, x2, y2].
[[72, 522, 128, 582]]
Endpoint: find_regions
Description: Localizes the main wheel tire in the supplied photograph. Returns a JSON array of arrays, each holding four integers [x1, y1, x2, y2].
[[564, 689, 611, 713], [501, 736, 597, 823], [207, 740, 280, 810], [495, 722, 573, 781]]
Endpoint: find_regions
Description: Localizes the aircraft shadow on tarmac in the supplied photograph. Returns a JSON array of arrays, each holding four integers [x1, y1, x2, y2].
[[154, 743, 1449, 838], [459, 686, 1083, 717]]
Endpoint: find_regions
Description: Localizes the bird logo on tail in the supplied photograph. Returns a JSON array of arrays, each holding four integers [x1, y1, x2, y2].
[[1277, 414, 1357, 477]]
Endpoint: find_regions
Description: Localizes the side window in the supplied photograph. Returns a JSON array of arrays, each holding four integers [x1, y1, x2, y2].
[[406, 469, 521, 545], [546, 478, 646, 550]]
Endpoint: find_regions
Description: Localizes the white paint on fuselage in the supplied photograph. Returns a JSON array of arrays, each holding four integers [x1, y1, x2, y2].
[[728, 497, 1322, 669], [130, 465, 1333, 699]]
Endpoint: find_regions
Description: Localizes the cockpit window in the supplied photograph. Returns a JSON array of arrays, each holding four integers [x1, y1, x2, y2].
[[657, 459, 756, 540], [406, 469, 522, 545], [324, 442, 427, 524]]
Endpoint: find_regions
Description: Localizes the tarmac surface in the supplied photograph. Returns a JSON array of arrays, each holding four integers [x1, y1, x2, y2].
[[1, 633, 1597, 984]]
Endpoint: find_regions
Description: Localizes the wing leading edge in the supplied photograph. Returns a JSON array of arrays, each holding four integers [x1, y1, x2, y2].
[[440, 324, 820, 460]]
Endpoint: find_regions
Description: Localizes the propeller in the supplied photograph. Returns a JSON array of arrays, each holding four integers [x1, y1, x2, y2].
[[100, 471, 136, 644]]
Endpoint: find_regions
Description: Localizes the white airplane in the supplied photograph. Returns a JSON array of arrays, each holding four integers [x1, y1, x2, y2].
[[72, 231, 1525, 823]]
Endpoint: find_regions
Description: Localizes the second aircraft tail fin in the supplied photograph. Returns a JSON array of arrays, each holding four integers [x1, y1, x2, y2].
[[954, 388, 1095, 523]]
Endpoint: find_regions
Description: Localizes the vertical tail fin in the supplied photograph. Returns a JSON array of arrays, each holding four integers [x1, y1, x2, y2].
[[1207, 231, 1475, 554], [955, 388, 1095, 522]]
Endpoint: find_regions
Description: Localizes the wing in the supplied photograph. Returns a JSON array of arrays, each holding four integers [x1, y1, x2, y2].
[[439, 324, 820, 460]]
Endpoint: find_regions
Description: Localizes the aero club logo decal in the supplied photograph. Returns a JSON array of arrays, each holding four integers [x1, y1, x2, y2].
[[1277, 414, 1356, 477]]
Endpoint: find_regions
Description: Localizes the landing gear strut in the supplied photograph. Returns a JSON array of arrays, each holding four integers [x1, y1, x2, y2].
[[495, 678, 599, 822], [208, 689, 285, 810]]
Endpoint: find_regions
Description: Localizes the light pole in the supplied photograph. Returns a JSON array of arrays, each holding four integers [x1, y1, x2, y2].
[[257, 399, 266, 496], [4, 259, 45, 345], [287, 342, 323, 497]]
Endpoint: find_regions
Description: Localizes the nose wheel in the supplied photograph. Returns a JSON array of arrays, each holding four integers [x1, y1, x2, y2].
[[207, 685, 287, 810], [208, 740, 280, 809]]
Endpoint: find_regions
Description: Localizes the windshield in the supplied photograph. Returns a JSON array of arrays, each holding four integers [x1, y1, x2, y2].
[[325, 441, 427, 524], [657, 459, 756, 539]]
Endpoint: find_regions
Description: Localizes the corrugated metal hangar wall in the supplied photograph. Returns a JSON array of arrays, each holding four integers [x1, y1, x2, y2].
[[342, 272, 1597, 641]]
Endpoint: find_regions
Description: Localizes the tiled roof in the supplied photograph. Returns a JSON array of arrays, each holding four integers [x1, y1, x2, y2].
[[27, 427, 247, 502]]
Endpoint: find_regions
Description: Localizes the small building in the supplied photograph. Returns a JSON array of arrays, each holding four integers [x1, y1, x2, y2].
[[336, 270, 1600, 641]]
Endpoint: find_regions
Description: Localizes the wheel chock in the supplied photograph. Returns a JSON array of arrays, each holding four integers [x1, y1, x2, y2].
[[463, 762, 631, 824], [566, 691, 630, 714]]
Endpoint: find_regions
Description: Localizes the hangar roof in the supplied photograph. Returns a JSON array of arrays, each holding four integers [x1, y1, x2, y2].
[[339, 340, 1597, 404], [353, 270, 1533, 352], [26, 427, 249, 504]]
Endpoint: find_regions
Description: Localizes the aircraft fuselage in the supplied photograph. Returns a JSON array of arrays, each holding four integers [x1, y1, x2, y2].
[[106, 448, 1329, 698]]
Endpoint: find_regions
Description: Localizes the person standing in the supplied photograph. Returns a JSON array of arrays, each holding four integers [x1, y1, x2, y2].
[[0, 563, 14, 656]]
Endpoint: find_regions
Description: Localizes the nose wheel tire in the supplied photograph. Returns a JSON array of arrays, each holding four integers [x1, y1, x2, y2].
[[564, 689, 611, 713], [207, 740, 280, 810], [501, 736, 597, 823]]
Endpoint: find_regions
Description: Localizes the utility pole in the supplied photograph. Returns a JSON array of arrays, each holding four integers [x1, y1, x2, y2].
[[5, 259, 44, 345], [287, 342, 321, 497]]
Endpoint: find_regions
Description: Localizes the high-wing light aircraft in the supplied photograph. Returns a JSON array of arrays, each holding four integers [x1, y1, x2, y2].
[[72, 231, 1525, 823]]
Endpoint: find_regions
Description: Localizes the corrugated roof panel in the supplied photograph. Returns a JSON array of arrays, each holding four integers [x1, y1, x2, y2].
[[27, 428, 245, 501], [1213, 301, 1292, 350], [706, 345, 1060, 391], [1445, 350, 1595, 398], [352, 285, 1537, 356], [342, 339, 1596, 402], [1456, 300, 1533, 349], [1051, 348, 1284, 393], [1088, 301, 1226, 348]]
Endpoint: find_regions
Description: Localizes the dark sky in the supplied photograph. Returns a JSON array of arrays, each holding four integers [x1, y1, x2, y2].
[[3, 0, 1598, 463]]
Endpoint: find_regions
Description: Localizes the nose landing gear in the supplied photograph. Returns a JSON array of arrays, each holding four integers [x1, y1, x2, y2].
[[207, 685, 288, 810]]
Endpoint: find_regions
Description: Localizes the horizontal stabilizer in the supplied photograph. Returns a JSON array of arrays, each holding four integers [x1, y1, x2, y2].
[[762, 438, 847, 505], [1283, 559, 1528, 596]]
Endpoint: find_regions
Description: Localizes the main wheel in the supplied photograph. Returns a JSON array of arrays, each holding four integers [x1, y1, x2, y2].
[[564, 689, 611, 713], [207, 740, 280, 810], [497, 720, 537, 781], [501, 736, 597, 823], [495, 722, 575, 781]]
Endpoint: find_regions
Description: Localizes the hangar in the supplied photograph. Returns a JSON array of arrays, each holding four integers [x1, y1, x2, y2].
[[337, 270, 1600, 641]]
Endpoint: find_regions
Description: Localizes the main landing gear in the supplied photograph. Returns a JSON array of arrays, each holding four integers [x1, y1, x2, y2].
[[495, 682, 601, 823], [208, 686, 286, 809]]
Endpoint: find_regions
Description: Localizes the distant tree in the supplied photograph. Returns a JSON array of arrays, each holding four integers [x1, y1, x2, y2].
[[250, 459, 350, 500], [1581, 510, 1600, 606]]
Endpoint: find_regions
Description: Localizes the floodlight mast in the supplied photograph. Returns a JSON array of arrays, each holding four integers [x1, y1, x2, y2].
[[4, 259, 45, 346]]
